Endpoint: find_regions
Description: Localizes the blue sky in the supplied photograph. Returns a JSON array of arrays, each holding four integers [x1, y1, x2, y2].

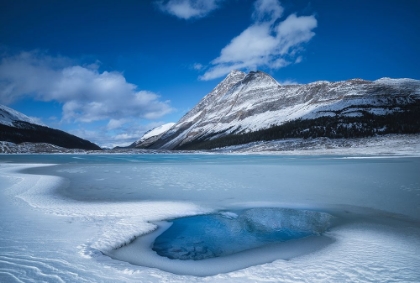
[[1, 0, 419, 147]]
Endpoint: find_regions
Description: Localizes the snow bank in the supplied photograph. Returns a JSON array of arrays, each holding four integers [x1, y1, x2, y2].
[[1, 164, 209, 254], [1, 156, 420, 282]]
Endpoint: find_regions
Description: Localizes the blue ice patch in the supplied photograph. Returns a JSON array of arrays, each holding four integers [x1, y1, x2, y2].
[[153, 207, 333, 260]]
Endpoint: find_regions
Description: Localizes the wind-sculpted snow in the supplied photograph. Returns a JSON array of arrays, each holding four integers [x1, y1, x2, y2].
[[0, 164, 209, 253], [1, 155, 420, 282]]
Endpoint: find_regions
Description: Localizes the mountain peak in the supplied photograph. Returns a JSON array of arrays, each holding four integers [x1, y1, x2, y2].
[[219, 70, 246, 86], [197, 69, 246, 103], [240, 70, 279, 88], [226, 69, 246, 78], [146, 74, 420, 150]]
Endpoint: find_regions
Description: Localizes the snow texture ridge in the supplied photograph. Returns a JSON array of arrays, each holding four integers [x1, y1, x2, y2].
[[2, 156, 419, 281]]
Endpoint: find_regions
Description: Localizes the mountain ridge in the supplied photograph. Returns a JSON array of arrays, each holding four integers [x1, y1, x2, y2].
[[0, 104, 45, 127], [0, 104, 101, 150], [130, 122, 176, 148], [144, 70, 420, 150]]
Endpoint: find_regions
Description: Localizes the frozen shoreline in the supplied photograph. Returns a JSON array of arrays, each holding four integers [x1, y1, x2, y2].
[[1, 134, 420, 156], [1, 156, 420, 282], [212, 134, 420, 156], [0, 163, 209, 252]]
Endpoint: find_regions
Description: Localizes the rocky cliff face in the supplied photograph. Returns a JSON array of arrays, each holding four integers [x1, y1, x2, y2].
[[150, 70, 247, 148], [149, 71, 420, 150]]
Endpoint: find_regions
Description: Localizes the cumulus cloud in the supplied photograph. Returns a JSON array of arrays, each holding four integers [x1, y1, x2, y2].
[[157, 0, 224, 20], [106, 119, 128, 130], [252, 0, 284, 23], [70, 121, 171, 149], [0, 51, 173, 123], [200, 0, 317, 80]]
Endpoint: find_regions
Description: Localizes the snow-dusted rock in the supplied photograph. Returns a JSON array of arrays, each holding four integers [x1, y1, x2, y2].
[[132, 123, 175, 148], [0, 104, 44, 127], [149, 71, 420, 149]]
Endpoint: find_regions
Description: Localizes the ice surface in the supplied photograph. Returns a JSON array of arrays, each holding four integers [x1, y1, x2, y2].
[[1, 155, 420, 282], [106, 207, 335, 276], [106, 219, 334, 277], [152, 208, 332, 261]]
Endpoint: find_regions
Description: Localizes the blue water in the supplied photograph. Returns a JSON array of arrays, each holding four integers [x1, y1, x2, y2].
[[153, 208, 333, 260]]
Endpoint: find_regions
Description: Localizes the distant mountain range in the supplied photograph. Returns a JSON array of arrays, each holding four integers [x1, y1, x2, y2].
[[134, 70, 420, 150], [3, 70, 420, 153], [0, 104, 101, 150]]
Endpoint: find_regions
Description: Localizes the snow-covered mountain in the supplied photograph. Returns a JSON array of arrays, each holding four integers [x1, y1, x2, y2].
[[148, 70, 420, 150], [0, 104, 101, 150], [0, 104, 44, 127], [131, 123, 175, 148]]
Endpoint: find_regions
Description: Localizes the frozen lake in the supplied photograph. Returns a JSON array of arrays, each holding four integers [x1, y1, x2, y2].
[[0, 154, 420, 282]]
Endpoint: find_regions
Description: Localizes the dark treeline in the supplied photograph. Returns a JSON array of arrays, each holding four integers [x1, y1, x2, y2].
[[0, 121, 101, 150], [176, 101, 420, 150]]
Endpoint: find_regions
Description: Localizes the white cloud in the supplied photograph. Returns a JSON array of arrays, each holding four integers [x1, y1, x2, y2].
[[107, 119, 128, 130], [212, 24, 279, 67], [192, 63, 204, 70], [157, 0, 223, 20], [200, 0, 317, 80], [252, 0, 283, 23], [70, 121, 172, 149], [0, 51, 175, 148], [0, 51, 173, 123], [278, 79, 299, 85]]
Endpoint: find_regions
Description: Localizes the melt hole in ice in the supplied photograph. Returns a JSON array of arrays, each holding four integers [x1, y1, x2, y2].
[[153, 208, 333, 260], [106, 207, 335, 276]]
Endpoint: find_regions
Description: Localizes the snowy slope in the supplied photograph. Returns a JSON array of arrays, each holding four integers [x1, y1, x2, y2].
[[0, 104, 101, 150], [133, 123, 175, 148], [150, 70, 247, 149], [138, 123, 176, 142], [0, 104, 44, 127], [150, 71, 420, 149]]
